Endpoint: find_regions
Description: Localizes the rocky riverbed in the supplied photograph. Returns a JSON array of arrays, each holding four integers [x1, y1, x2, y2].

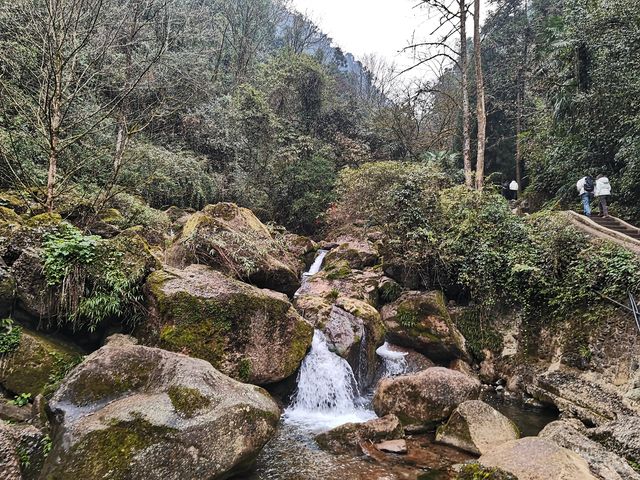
[[1, 200, 640, 479]]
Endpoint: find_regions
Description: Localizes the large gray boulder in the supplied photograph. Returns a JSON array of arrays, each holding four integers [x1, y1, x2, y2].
[[540, 420, 640, 480], [478, 437, 598, 480], [436, 400, 519, 455], [41, 336, 280, 480], [140, 264, 313, 385], [373, 367, 481, 426]]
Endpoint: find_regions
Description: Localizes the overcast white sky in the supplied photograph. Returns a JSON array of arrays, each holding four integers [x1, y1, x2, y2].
[[289, 0, 491, 81]]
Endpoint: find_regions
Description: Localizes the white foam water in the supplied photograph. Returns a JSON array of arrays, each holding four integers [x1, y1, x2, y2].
[[305, 249, 328, 276], [376, 342, 408, 376], [284, 330, 376, 432]]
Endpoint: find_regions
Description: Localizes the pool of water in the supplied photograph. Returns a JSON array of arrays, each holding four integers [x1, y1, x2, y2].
[[482, 392, 559, 437]]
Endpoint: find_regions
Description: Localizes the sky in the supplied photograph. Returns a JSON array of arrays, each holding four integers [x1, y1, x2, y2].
[[289, 0, 490, 82]]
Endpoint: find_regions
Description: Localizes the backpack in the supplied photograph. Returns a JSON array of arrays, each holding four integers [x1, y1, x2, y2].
[[584, 176, 595, 193]]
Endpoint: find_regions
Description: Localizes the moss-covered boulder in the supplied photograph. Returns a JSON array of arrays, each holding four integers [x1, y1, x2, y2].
[[315, 414, 404, 454], [139, 264, 313, 385], [436, 400, 520, 455], [0, 328, 83, 397], [323, 237, 379, 271], [167, 203, 301, 296], [381, 291, 469, 362], [41, 336, 280, 480], [373, 367, 481, 426], [477, 437, 598, 480]]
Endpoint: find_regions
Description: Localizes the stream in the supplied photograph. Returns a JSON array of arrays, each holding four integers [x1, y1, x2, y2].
[[243, 251, 558, 480]]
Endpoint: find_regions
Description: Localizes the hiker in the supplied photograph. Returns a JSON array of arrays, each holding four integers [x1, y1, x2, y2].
[[595, 174, 612, 217], [509, 180, 519, 200], [576, 175, 595, 216], [501, 180, 510, 200]]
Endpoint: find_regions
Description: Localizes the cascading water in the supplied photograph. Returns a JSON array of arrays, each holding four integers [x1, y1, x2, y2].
[[376, 342, 408, 376], [283, 330, 375, 431], [284, 249, 375, 432]]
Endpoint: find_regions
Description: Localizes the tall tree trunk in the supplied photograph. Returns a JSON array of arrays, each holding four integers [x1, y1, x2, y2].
[[47, 53, 63, 212], [460, 0, 473, 188], [474, 0, 486, 191], [516, 0, 530, 196]]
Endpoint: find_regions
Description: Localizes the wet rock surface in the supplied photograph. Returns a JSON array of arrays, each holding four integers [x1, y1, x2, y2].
[[41, 338, 280, 480], [373, 367, 481, 426], [140, 264, 313, 385], [315, 414, 404, 454]]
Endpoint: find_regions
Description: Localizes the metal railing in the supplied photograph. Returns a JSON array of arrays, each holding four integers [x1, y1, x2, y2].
[[630, 292, 640, 334]]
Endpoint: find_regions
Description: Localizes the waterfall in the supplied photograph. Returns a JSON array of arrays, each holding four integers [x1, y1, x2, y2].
[[305, 249, 328, 276], [285, 249, 375, 431], [376, 342, 408, 377], [284, 330, 375, 431]]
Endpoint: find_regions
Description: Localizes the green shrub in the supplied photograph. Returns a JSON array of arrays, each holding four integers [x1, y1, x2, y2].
[[0, 318, 22, 354]]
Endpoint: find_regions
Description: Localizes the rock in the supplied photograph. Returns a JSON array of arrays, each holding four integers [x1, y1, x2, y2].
[[0, 422, 47, 480], [540, 419, 640, 480], [315, 414, 404, 454], [377, 276, 403, 304], [376, 439, 407, 454], [384, 343, 435, 373], [381, 291, 469, 362], [0, 260, 15, 317], [104, 333, 138, 347], [323, 238, 379, 270], [167, 203, 301, 296], [140, 265, 313, 385], [478, 437, 598, 480], [450, 359, 477, 378], [527, 370, 637, 426], [0, 399, 32, 423], [0, 328, 83, 397], [12, 248, 55, 318], [589, 415, 640, 465], [373, 367, 481, 426], [479, 349, 499, 383], [41, 341, 280, 480], [435, 400, 519, 455]]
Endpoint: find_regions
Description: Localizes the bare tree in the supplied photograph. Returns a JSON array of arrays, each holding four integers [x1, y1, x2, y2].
[[474, 0, 486, 190], [282, 11, 322, 54], [405, 0, 473, 187], [0, 0, 168, 211]]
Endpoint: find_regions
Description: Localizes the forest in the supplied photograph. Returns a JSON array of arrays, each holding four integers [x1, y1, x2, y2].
[[1, 0, 640, 479]]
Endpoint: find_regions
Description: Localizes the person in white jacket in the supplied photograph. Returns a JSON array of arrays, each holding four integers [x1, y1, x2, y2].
[[595, 175, 612, 217]]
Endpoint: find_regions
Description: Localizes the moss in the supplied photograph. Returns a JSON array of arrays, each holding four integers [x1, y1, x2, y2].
[[456, 464, 517, 480], [46, 418, 176, 480], [0, 329, 83, 398], [452, 307, 503, 360], [98, 208, 124, 224], [167, 385, 211, 418], [0, 206, 22, 224], [325, 260, 352, 280], [25, 212, 62, 227], [238, 358, 252, 382], [283, 316, 314, 375], [69, 356, 153, 406]]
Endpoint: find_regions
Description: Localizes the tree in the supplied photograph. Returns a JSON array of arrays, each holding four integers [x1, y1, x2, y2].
[[473, 0, 486, 190], [0, 0, 167, 211], [408, 0, 473, 187]]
